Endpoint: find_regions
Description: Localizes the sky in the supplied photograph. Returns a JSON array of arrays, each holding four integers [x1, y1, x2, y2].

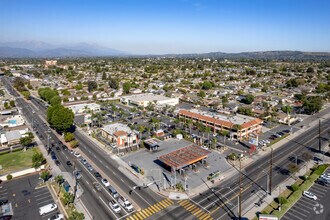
[[0, 0, 329, 54]]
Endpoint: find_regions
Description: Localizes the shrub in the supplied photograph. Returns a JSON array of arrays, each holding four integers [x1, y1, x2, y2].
[[6, 174, 13, 180], [275, 197, 288, 205], [290, 184, 299, 192], [70, 140, 79, 148], [64, 132, 75, 142]]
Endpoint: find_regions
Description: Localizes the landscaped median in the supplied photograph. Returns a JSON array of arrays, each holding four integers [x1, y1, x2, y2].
[[253, 163, 329, 219]]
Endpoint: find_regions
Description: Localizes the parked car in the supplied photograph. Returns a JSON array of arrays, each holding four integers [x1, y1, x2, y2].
[[109, 200, 121, 214], [87, 164, 94, 172], [62, 145, 68, 151], [39, 203, 57, 216], [74, 170, 82, 180], [74, 152, 81, 158], [55, 160, 61, 166], [101, 178, 110, 187], [80, 158, 88, 165], [55, 146, 60, 152], [48, 213, 64, 220], [303, 191, 317, 200], [66, 161, 72, 166]]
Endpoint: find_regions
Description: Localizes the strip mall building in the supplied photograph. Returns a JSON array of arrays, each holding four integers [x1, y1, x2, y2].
[[178, 109, 263, 141]]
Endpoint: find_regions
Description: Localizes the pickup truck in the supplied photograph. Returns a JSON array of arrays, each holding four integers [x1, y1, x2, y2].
[[118, 196, 133, 212]]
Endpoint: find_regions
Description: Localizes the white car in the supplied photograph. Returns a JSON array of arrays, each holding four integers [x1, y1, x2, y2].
[[109, 200, 121, 214], [118, 197, 134, 212], [303, 191, 317, 200], [74, 152, 81, 158], [48, 213, 64, 220], [101, 178, 110, 187]]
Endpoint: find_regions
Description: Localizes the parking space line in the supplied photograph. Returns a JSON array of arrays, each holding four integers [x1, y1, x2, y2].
[[300, 198, 316, 206], [37, 199, 53, 206], [289, 207, 308, 217], [310, 187, 327, 194], [292, 204, 311, 214], [34, 191, 51, 197], [295, 201, 313, 210], [285, 211, 302, 220], [36, 194, 52, 201]]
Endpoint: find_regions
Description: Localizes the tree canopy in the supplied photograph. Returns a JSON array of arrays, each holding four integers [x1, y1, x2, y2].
[[47, 105, 74, 133], [242, 94, 254, 104]]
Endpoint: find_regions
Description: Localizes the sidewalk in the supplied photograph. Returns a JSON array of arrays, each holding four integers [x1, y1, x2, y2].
[[23, 112, 92, 220]]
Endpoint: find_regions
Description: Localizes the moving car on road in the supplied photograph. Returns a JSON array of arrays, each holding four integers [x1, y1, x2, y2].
[[109, 200, 121, 214], [118, 196, 133, 212]]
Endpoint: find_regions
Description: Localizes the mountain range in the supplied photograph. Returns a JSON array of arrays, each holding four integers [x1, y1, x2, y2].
[[0, 41, 127, 58], [0, 41, 330, 60]]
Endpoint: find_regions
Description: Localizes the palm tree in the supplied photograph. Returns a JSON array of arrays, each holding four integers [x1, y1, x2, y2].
[[55, 175, 63, 197], [205, 126, 212, 147]]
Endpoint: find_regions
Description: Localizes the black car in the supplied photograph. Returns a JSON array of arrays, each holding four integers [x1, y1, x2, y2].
[[55, 160, 61, 166], [62, 145, 68, 151], [0, 199, 8, 205], [66, 161, 72, 166], [50, 151, 56, 157], [94, 172, 102, 179], [56, 146, 61, 152]]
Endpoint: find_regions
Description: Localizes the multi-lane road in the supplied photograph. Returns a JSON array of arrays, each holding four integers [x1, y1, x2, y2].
[[2, 75, 329, 220]]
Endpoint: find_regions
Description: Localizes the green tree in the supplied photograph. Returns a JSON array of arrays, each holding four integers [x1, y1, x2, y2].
[[61, 89, 71, 96], [242, 94, 254, 104], [20, 136, 33, 147], [50, 96, 61, 106], [70, 140, 79, 148], [4, 102, 10, 109], [21, 91, 31, 99], [32, 148, 46, 168], [108, 77, 119, 89], [48, 105, 74, 133], [64, 132, 75, 142], [68, 211, 84, 220], [281, 105, 292, 114], [303, 96, 323, 114], [201, 81, 213, 90], [55, 175, 63, 196], [63, 192, 74, 206], [88, 81, 97, 92], [102, 72, 107, 80], [123, 82, 131, 94], [40, 171, 50, 182], [9, 100, 15, 107], [198, 90, 206, 98]]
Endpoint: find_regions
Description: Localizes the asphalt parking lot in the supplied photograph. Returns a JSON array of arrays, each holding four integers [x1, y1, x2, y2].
[[282, 172, 330, 220], [0, 173, 57, 220]]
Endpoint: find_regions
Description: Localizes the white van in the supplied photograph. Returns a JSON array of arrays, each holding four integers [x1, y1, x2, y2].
[[39, 203, 57, 216]]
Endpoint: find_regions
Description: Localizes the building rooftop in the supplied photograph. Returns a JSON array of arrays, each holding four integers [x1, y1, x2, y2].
[[102, 123, 133, 135], [158, 145, 210, 170], [122, 93, 175, 102]]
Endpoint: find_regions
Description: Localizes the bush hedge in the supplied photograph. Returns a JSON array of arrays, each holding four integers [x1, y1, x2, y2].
[[290, 184, 299, 192]]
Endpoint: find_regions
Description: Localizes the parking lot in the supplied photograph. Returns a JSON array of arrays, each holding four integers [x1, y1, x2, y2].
[[1, 173, 57, 220], [121, 138, 233, 190], [282, 171, 330, 220]]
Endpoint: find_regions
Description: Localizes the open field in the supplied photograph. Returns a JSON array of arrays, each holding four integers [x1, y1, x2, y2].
[[0, 149, 34, 175]]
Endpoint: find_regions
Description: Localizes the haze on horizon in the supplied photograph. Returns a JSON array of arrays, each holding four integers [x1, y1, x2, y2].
[[0, 0, 329, 55]]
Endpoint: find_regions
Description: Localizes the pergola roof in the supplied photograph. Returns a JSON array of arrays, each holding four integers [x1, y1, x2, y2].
[[158, 145, 210, 170]]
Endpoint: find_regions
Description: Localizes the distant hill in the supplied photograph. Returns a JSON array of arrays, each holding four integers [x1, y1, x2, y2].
[[0, 41, 127, 58], [0, 41, 329, 60], [156, 51, 330, 61]]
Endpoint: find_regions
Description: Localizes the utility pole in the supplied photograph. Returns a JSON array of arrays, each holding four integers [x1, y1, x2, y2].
[[319, 120, 321, 153], [269, 148, 273, 195], [239, 159, 242, 220]]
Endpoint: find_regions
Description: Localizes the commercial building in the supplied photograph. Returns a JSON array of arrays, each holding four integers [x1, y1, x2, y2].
[[121, 93, 179, 107], [101, 123, 138, 149], [66, 103, 100, 115], [178, 109, 263, 141]]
